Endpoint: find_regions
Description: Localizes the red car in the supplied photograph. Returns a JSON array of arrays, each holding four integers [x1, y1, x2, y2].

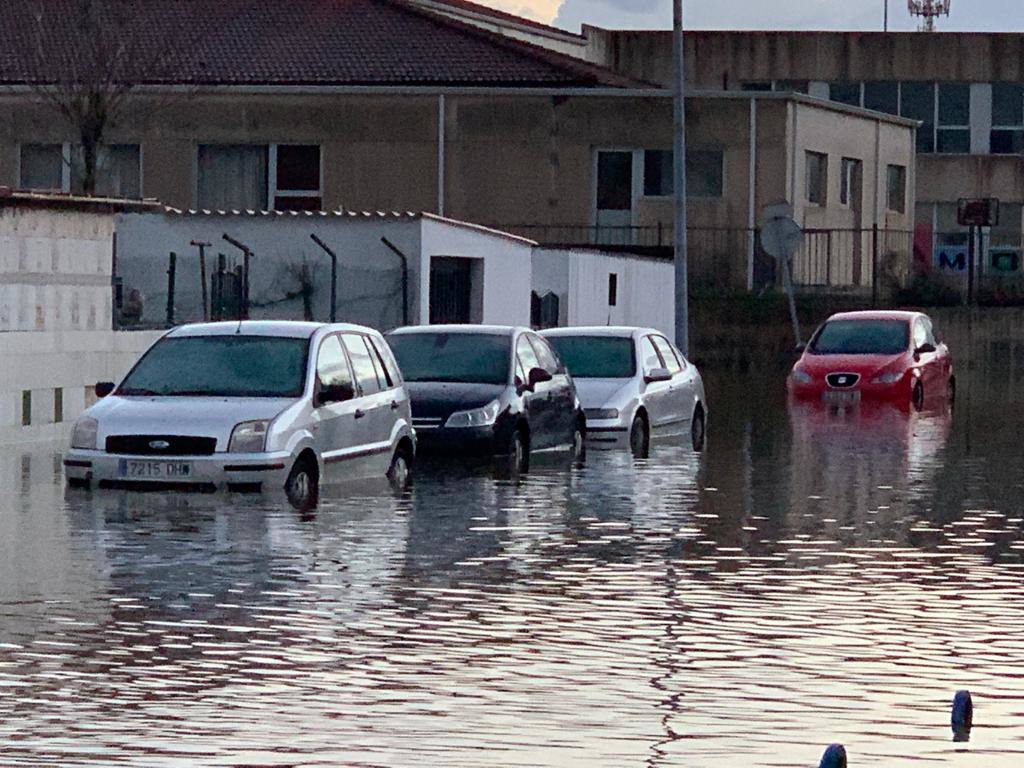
[[788, 310, 954, 410]]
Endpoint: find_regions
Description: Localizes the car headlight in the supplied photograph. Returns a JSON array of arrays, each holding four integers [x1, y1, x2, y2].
[[70, 418, 98, 450], [445, 400, 501, 429], [871, 371, 904, 385], [791, 369, 813, 384], [585, 408, 620, 421], [229, 420, 269, 453]]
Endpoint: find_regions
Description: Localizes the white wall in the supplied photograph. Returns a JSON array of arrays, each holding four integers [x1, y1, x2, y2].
[[535, 248, 675, 337], [0, 207, 114, 332], [419, 217, 533, 326], [0, 329, 162, 442]]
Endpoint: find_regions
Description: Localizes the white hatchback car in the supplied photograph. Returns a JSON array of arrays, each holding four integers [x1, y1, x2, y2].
[[64, 321, 415, 508], [542, 327, 706, 455]]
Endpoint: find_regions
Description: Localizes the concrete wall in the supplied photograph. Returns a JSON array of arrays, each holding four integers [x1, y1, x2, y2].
[[420, 218, 533, 326], [0, 330, 161, 442], [0, 206, 114, 332], [534, 248, 675, 336]]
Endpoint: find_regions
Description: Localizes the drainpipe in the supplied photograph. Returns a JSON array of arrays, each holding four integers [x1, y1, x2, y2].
[[222, 234, 253, 319], [380, 237, 411, 327], [166, 252, 177, 327], [309, 234, 339, 323]]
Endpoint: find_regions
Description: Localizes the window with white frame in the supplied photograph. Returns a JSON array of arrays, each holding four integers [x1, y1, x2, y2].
[[196, 144, 321, 211], [828, 82, 861, 106], [642, 149, 724, 198], [937, 83, 970, 154], [19, 143, 140, 197], [863, 81, 899, 115], [805, 151, 828, 206], [840, 157, 861, 207], [991, 83, 1024, 154], [886, 164, 907, 214]]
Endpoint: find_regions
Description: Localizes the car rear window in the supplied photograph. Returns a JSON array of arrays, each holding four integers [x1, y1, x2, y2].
[[545, 336, 636, 379]]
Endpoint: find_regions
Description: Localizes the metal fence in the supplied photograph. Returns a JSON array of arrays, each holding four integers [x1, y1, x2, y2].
[[500, 223, 914, 297]]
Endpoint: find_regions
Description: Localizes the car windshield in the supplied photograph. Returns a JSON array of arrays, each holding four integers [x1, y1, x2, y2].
[[810, 319, 910, 355], [387, 332, 510, 385], [545, 336, 636, 379], [118, 335, 309, 397]]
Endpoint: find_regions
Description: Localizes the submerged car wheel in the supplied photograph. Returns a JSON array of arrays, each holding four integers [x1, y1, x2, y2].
[[912, 381, 925, 412], [629, 413, 650, 459], [387, 445, 412, 491], [691, 407, 706, 452], [571, 421, 586, 465], [285, 455, 319, 510], [509, 429, 530, 475]]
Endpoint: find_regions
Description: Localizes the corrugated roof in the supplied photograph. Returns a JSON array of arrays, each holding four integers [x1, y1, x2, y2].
[[0, 0, 640, 88]]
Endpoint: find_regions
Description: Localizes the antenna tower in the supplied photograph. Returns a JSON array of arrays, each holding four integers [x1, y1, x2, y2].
[[908, 0, 951, 31]]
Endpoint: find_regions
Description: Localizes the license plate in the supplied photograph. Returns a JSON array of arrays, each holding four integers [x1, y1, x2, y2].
[[822, 390, 860, 405], [118, 460, 193, 479]]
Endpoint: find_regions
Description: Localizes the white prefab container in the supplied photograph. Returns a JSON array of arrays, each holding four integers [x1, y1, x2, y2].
[[533, 248, 675, 337]]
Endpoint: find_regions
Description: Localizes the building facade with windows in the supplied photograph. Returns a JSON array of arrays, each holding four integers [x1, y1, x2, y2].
[[585, 29, 1024, 277], [0, 2, 914, 292]]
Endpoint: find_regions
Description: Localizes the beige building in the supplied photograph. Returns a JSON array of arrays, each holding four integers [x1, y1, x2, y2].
[[0, 1, 915, 291]]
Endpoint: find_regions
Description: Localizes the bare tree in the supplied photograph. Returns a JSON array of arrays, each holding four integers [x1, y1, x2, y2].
[[21, 0, 201, 195]]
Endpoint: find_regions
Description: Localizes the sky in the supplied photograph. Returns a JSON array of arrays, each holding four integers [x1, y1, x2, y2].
[[479, 0, 1018, 33]]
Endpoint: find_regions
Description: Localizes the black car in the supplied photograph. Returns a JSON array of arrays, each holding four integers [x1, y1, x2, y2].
[[386, 325, 586, 471]]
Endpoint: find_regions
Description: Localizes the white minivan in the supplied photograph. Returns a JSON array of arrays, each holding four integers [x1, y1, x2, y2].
[[64, 321, 416, 508]]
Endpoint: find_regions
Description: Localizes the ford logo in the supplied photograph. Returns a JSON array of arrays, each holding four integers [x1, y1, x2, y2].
[[149, 440, 171, 450]]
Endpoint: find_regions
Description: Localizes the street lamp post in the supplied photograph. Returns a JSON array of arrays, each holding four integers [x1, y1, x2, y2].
[[673, 0, 689, 355]]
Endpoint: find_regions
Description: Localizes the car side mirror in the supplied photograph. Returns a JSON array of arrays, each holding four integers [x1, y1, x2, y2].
[[317, 382, 355, 406], [95, 381, 115, 398], [528, 367, 553, 389], [915, 343, 937, 356], [645, 368, 672, 384]]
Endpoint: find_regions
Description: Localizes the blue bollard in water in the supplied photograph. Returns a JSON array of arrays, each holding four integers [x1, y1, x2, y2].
[[819, 743, 847, 768], [952, 690, 973, 742]]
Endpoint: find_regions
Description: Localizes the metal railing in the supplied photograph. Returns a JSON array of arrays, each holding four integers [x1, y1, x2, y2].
[[499, 223, 915, 297]]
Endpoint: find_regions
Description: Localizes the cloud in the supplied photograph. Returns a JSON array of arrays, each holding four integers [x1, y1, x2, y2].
[[475, 0, 561, 23]]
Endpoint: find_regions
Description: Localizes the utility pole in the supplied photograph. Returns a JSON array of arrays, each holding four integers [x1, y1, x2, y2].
[[673, 0, 689, 356], [884, 0, 889, 31]]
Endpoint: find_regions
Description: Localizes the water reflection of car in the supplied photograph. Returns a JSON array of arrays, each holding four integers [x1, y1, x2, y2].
[[788, 310, 955, 410], [63, 321, 416, 508], [541, 327, 707, 455], [386, 325, 585, 473]]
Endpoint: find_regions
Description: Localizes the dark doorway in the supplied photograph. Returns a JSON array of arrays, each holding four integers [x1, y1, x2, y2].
[[430, 257, 476, 324]]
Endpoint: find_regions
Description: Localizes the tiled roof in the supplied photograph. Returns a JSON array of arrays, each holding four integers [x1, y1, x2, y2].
[[0, 0, 639, 88]]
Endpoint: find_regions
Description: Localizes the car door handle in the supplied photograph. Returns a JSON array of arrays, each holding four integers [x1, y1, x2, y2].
[[391, 400, 400, 410], [354, 409, 366, 420]]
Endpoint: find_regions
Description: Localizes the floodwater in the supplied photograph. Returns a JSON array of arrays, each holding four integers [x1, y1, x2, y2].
[[1, 358, 1023, 767]]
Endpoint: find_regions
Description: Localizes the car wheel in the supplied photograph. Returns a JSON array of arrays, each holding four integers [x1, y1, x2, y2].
[[509, 429, 530, 475], [912, 381, 925, 412], [571, 421, 586, 465], [285, 455, 319, 511], [387, 445, 412, 491], [629, 413, 650, 459], [691, 407, 706, 452]]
